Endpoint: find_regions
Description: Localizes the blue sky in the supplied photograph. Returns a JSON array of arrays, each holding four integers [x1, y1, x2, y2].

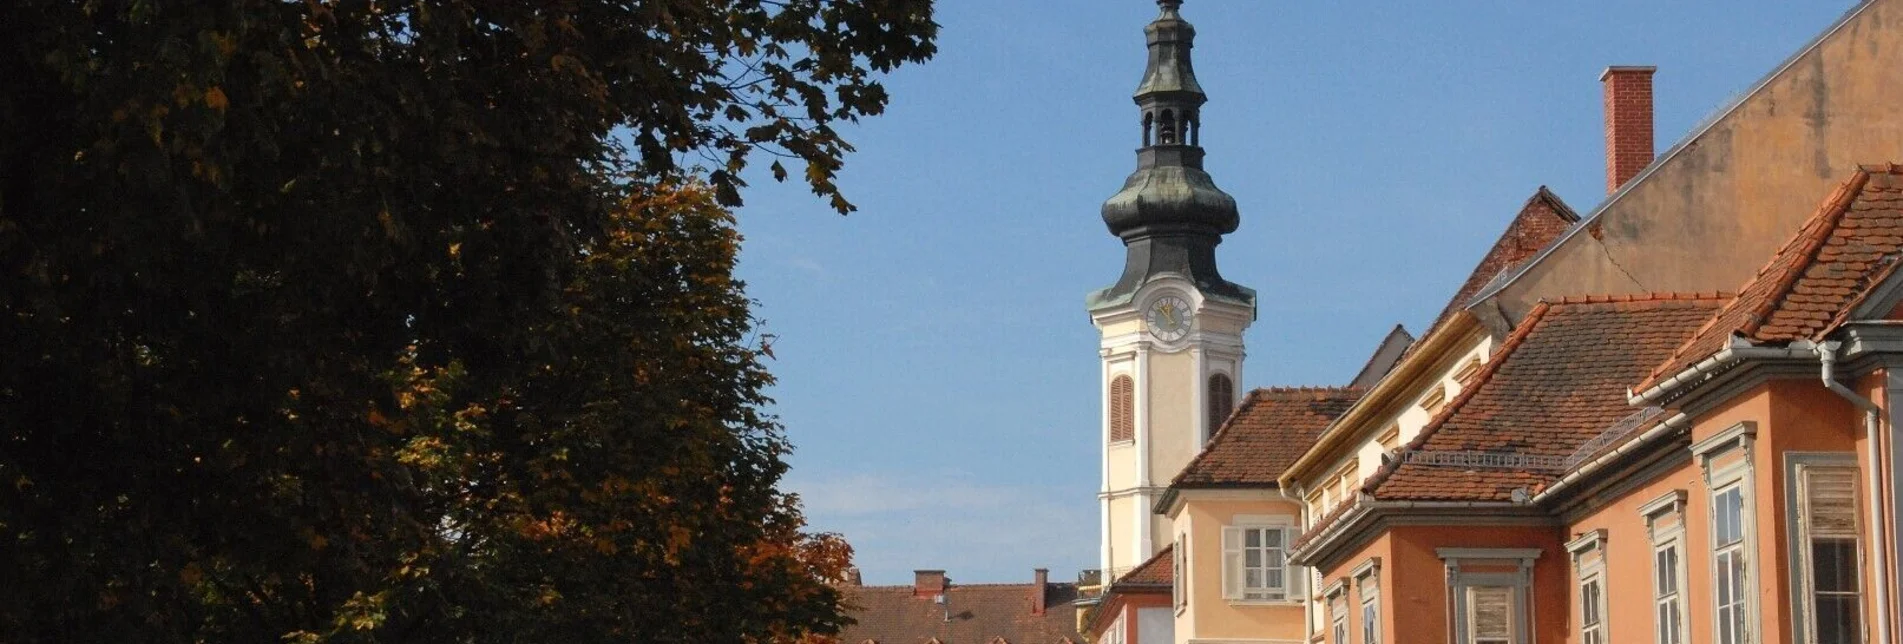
[[730, 0, 1860, 586]]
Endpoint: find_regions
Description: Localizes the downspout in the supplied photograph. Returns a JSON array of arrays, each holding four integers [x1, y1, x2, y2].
[[1818, 341, 1893, 644]]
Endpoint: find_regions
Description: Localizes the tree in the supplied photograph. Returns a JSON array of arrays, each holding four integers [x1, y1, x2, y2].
[[0, 0, 932, 641]]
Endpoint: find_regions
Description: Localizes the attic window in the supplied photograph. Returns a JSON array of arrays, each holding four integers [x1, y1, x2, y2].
[[1207, 373, 1235, 435], [1377, 424, 1401, 453], [1110, 375, 1135, 444], [1420, 384, 1448, 416], [1453, 356, 1484, 386]]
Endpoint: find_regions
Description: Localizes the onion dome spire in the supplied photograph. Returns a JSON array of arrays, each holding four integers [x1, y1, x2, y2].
[[1093, 0, 1249, 308]]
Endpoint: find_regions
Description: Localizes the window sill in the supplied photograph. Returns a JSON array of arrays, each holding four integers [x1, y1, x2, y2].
[[1226, 599, 1302, 607]]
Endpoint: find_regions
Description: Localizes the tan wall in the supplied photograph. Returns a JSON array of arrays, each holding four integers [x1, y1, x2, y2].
[[1173, 497, 1307, 642], [1107, 494, 1138, 574], [1147, 350, 1197, 485], [1494, 0, 1903, 321]]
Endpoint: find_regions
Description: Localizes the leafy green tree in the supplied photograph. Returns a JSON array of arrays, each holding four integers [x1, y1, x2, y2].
[[0, 0, 932, 641]]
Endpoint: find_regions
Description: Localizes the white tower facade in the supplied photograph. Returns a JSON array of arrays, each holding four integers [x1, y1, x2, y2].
[[1090, 0, 1256, 579]]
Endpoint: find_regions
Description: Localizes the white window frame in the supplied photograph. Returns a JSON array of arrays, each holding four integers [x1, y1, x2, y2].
[[1439, 548, 1540, 644], [1785, 453, 1864, 644], [1324, 579, 1350, 644], [1354, 558, 1382, 644], [1694, 421, 1759, 644], [1641, 490, 1690, 644], [1567, 530, 1608, 644], [1222, 517, 1301, 604]]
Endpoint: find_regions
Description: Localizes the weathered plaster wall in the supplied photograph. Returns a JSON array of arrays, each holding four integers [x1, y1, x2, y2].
[[1490, 0, 1903, 322]]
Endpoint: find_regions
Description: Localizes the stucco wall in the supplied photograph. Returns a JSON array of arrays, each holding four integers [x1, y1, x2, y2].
[[1171, 497, 1307, 642], [1492, 0, 1903, 321]]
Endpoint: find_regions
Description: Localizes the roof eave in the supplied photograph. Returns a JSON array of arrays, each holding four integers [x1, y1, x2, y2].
[[1280, 315, 1486, 486]]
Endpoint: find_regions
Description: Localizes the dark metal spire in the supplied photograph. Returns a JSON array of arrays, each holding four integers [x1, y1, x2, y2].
[[1093, 0, 1249, 309]]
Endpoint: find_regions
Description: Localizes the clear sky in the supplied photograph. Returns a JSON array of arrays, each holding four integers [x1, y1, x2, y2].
[[729, 0, 1861, 586]]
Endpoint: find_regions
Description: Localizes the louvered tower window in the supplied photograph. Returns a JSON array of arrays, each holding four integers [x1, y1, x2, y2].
[[1109, 376, 1135, 443], [1208, 373, 1234, 432]]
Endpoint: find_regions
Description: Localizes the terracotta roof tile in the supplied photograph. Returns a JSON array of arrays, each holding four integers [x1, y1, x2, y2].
[[1639, 166, 1903, 393], [1112, 545, 1173, 590], [1366, 293, 1727, 502], [1172, 387, 1364, 488], [840, 582, 1082, 644]]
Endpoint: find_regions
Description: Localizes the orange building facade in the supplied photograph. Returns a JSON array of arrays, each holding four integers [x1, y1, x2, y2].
[[1075, 2, 1903, 644]]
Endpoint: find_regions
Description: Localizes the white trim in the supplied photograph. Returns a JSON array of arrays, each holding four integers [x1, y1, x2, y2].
[[1441, 549, 1541, 644], [1785, 453, 1863, 644], [1192, 344, 1207, 450], [1566, 529, 1608, 557], [1703, 438, 1759, 644], [1639, 490, 1689, 523], [1691, 421, 1758, 463]]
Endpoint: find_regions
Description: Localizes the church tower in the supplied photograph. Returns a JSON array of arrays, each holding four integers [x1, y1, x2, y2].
[[1090, 0, 1256, 580]]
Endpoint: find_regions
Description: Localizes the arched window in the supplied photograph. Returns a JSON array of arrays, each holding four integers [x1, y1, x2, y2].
[[1158, 109, 1178, 145], [1208, 373, 1234, 432], [1110, 375, 1135, 443]]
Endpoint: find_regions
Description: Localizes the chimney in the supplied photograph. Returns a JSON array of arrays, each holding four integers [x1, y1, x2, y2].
[[1031, 568, 1049, 615], [845, 567, 862, 587], [914, 570, 947, 598], [1601, 66, 1657, 194]]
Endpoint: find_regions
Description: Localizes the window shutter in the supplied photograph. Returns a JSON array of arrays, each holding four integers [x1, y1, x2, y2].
[[1470, 587, 1512, 639], [1109, 376, 1135, 443], [1207, 374, 1234, 431], [1806, 469, 1859, 537], [1221, 526, 1243, 600], [1286, 534, 1307, 601]]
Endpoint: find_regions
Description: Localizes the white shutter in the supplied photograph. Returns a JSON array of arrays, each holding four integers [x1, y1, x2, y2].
[[1287, 535, 1307, 601], [1469, 586, 1513, 641], [1221, 526, 1243, 600], [1806, 469, 1859, 537]]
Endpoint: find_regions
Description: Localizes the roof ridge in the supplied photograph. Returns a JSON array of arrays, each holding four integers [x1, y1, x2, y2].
[[1251, 385, 1362, 393], [1529, 185, 1584, 223], [1362, 300, 1556, 496]]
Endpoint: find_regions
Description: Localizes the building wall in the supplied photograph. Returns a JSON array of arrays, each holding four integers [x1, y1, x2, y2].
[[1491, 0, 1903, 322], [1171, 496, 1306, 643], [1556, 378, 1884, 644], [1316, 524, 1567, 644]]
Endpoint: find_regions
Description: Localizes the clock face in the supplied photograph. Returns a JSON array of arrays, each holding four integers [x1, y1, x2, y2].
[[1145, 294, 1193, 342]]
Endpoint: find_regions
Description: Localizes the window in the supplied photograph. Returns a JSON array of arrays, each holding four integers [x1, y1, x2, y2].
[[1222, 525, 1292, 601], [1569, 530, 1608, 644], [1376, 424, 1401, 454], [1207, 373, 1234, 432], [1642, 490, 1689, 644], [1329, 591, 1349, 644], [1354, 558, 1382, 644], [1795, 463, 1861, 644], [1419, 384, 1448, 416], [1468, 587, 1516, 644], [1109, 375, 1134, 443], [1453, 355, 1483, 386], [1713, 482, 1750, 644], [1654, 541, 1685, 644], [1102, 612, 1126, 644], [1172, 538, 1187, 611], [1580, 576, 1605, 644], [1440, 548, 1538, 644], [1695, 421, 1758, 644]]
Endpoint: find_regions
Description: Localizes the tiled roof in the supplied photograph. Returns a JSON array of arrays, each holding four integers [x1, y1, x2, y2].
[[1368, 293, 1727, 502], [1419, 187, 1581, 342], [1172, 387, 1364, 488], [1112, 545, 1173, 590], [1639, 165, 1903, 393], [840, 582, 1082, 644]]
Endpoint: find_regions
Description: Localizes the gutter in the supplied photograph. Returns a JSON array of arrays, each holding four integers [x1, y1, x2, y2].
[[1817, 341, 1893, 644], [1529, 413, 1690, 505], [1289, 498, 1535, 567], [1627, 341, 1819, 406]]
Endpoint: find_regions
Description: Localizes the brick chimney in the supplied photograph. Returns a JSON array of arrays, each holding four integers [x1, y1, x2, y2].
[[845, 567, 862, 586], [1031, 568, 1049, 615], [913, 570, 947, 598], [1601, 66, 1657, 194]]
